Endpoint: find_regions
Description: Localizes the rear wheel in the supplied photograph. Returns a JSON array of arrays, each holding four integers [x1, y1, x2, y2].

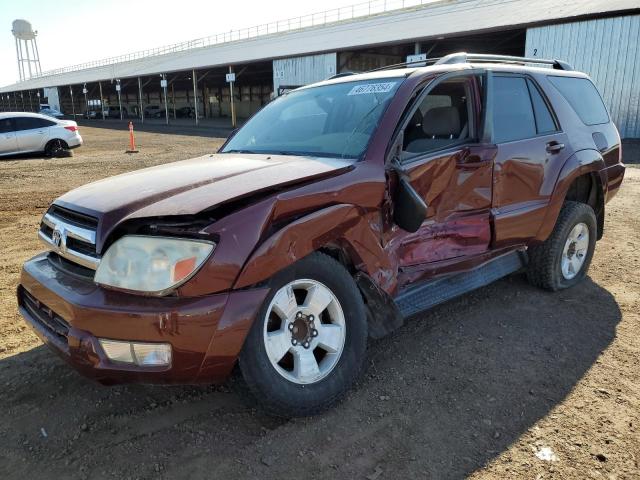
[[44, 139, 70, 158], [239, 252, 367, 417], [527, 201, 597, 291]]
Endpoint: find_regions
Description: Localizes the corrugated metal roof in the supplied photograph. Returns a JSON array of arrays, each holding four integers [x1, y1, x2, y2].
[[2, 0, 638, 92]]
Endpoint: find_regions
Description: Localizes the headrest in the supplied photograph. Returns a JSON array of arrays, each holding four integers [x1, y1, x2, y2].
[[422, 106, 460, 137], [409, 109, 423, 127]]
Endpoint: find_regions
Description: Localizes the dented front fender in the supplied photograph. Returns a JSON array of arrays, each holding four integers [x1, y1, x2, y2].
[[234, 204, 395, 291]]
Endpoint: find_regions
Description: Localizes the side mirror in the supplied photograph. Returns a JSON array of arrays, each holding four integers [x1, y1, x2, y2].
[[393, 177, 428, 233]]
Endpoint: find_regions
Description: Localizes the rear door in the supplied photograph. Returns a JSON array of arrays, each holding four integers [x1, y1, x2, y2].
[[14, 117, 55, 153], [490, 74, 572, 246], [385, 71, 495, 270], [0, 118, 18, 155]]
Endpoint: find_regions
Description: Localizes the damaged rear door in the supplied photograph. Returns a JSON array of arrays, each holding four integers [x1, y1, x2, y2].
[[385, 70, 495, 274]]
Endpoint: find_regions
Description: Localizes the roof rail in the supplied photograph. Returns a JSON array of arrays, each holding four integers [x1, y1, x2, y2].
[[435, 52, 573, 71], [366, 57, 443, 73], [328, 72, 357, 80]]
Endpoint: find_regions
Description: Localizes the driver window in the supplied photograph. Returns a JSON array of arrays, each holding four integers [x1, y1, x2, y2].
[[402, 78, 475, 157]]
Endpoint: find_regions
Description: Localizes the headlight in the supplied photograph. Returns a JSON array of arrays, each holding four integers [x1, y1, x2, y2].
[[95, 235, 215, 295]]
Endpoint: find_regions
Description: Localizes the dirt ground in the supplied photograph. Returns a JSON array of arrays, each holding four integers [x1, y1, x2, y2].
[[0, 126, 639, 480]]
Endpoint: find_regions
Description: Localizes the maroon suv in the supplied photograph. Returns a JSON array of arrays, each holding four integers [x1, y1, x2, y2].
[[18, 53, 625, 416]]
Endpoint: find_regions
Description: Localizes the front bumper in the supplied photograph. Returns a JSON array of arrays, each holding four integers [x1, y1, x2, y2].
[[18, 253, 268, 384]]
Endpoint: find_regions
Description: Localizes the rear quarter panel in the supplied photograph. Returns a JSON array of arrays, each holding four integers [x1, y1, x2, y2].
[[529, 71, 622, 243]]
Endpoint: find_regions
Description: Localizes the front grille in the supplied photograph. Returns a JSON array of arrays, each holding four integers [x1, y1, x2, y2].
[[48, 205, 98, 230], [41, 222, 54, 239], [39, 205, 100, 270], [65, 236, 97, 257], [47, 252, 95, 280], [18, 287, 70, 345]]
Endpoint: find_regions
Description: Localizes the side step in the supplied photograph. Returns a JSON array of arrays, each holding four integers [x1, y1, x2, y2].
[[394, 250, 527, 318]]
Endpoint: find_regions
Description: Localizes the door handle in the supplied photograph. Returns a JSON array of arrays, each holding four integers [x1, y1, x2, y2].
[[457, 153, 487, 168], [546, 142, 565, 154]]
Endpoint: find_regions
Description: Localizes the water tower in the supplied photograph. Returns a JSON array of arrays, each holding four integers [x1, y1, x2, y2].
[[12, 19, 42, 81]]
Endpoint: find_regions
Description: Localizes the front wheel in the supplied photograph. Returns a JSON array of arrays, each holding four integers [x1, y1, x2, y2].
[[527, 201, 597, 291], [239, 252, 367, 417]]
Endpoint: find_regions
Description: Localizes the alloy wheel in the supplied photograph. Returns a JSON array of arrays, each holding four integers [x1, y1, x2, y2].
[[262, 279, 346, 385]]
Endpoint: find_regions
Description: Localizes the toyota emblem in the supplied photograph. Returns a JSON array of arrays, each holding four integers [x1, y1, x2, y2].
[[52, 228, 63, 248]]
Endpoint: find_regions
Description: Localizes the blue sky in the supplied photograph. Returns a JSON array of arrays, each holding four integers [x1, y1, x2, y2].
[[0, 0, 359, 87]]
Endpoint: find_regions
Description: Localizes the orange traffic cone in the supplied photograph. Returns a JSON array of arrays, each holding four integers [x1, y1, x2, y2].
[[125, 121, 139, 153]]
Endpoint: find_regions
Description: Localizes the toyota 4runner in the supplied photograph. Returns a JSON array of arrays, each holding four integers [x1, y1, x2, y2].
[[18, 53, 625, 416]]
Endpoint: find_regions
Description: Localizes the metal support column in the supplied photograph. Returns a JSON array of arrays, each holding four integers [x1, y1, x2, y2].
[[229, 66, 237, 128], [192, 69, 199, 126], [83, 84, 88, 118], [171, 83, 176, 119], [116, 80, 123, 120], [70, 86, 76, 118], [99, 82, 105, 119], [15, 38, 24, 81], [161, 74, 169, 125], [138, 77, 144, 124]]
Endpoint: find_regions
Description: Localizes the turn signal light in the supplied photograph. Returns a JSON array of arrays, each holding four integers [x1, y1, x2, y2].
[[98, 339, 172, 367]]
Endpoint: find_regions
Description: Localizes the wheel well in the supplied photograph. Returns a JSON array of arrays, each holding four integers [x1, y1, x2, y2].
[[318, 244, 404, 339], [564, 172, 605, 239], [318, 244, 356, 274]]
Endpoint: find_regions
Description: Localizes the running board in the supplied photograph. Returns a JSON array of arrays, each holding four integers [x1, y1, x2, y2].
[[394, 250, 527, 318]]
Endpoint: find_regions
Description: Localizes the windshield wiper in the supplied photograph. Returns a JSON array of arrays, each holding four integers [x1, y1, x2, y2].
[[263, 150, 340, 158], [223, 149, 258, 154]]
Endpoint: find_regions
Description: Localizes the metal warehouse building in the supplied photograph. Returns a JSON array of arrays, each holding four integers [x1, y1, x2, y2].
[[1, 0, 639, 138]]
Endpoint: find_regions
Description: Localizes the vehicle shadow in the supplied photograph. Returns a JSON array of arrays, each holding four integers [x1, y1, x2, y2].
[[0, 152, 54, 161], [0, 274, 621, 479]]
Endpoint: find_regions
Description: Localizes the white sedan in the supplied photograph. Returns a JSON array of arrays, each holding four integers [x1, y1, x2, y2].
[[0, 112, 83, 157]]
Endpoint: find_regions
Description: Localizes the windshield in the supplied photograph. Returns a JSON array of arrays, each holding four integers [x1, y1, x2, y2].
[[222, 78, 402, 159]]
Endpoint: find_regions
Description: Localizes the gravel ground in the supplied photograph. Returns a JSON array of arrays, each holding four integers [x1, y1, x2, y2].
[[0, 126, 638, 479]]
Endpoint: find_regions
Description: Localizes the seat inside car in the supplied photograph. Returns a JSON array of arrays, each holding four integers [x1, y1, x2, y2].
[[403, 80, 470, 154]]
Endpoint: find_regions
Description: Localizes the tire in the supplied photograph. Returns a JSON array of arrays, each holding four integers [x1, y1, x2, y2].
[[239, 252, 368, 417], [527, 201, 597, 291], [44, 139, 69, 158]]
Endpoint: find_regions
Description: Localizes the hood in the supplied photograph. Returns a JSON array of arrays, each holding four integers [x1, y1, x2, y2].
[[55, 153, 353, 249]]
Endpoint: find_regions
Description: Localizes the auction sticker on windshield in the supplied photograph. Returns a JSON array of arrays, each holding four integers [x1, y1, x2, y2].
[[347, 82, 397, 95]]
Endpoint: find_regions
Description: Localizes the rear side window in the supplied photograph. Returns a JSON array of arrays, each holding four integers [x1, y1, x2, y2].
[[14, 117, 55, 131], [526, 79, 557, 134], [0, 118, 13, 133], [548, 76, 609, 125], [492, 76, 536, 143]]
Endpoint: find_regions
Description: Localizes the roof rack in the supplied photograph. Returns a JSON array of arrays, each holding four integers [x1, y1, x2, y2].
[[327, 72, 357, 80], [365, 57, 443, 73], [362, 52, 574, 74], [435, 52, 573, 71]]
